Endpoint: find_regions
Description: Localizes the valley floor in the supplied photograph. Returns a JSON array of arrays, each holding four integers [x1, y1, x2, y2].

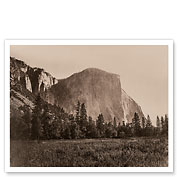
[[10, 137, 168, 167]]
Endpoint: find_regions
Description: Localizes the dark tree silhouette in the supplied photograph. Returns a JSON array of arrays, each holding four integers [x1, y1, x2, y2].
[[41, 104, 52, 139], [105, 122, 113, 138], [80, 103, 88, 137], [161, 116, 164, 129], [31, 94, 43, 142], [113, 117, 117, 129], [96, 113, 105, 137], [142, 117, 146, 129], [145, 115, 153, 136], [86, 116, 97, 138], [132, 112, 141, 136], [75, 101, 81, 124], [163, 114, 168, 136]]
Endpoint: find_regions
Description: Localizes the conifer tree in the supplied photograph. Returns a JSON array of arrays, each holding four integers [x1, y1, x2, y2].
[[142, 117, 146, 129], [31, 94, 43, 142], [80, 103, 88, 137], [145, 115, 153, 136], [113, 117, 117, 129], [75, 101, 81, 124], [165, 114, 168, 136], [86, 116, 97, 138], [146, 115, 152, 128], [132, 112, 141, 136], [156, 116, 161, 129], [41, 104, 51, 139], [21, 105, 31, 139], [105, 122, 113, 138], [163, 114, 168, 136], [161, 116, 164, 132], [96, 113, 105, 137]]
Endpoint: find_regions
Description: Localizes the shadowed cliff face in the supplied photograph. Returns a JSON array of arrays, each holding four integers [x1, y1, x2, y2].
[[10, 57, 58, 95], [10, 57, 58, 117], [44, 68, 144, 123], [10, 57, 144, 123]]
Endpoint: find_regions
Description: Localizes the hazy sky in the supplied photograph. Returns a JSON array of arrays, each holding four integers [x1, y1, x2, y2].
[[10, 45, 168, 125]]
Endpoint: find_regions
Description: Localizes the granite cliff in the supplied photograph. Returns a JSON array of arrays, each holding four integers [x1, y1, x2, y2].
[[10, 57, 144, 123]]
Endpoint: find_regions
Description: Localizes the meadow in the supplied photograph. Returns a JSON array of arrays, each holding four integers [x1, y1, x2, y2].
[[10, 137, 168, 167]]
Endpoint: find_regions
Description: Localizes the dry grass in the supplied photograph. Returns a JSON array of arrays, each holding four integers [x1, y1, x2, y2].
[[10, 137, 168, 167]]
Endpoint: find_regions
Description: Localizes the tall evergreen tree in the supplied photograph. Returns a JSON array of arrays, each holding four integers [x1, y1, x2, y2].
[[75, 101, 81, 124], [145, 115, 153, 136], [113, 117, 117, 129], [146, 115, 152, 128], [161, 116, 164, 132], [156, 116, 161, 129], [21, 105, 31, 139], [105, 122, 113, 138], [70, 121, 80, 139], [165, 114, 168, 134], [142, 117, 146, 129], [163, 114, 168, 136], [31, 94, 43, 142], [96, 113, 105, 137], [86, 116, 97, 138], [80, 103, 88, 137], [80, 103, 87, 120], [132, 112, 141, 136], [154, 116, 161, 136], [41, 104, 52, 139]]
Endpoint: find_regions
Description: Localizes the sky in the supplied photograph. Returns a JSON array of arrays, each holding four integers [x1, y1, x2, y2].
[[10, 45, 168, 125]]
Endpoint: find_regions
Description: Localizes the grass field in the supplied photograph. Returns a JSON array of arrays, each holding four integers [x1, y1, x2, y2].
[[10, 137, 168, 167]]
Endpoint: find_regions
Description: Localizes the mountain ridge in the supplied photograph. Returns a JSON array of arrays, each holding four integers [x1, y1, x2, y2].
[[10, 57, 145, 124]]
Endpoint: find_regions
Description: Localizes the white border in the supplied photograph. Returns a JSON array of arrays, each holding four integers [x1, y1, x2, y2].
[[5, 40, 173, 172]]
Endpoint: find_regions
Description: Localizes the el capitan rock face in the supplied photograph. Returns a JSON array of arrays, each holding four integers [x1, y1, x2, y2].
[[44, 68, 144, 123], [10, 57, 144, 123]]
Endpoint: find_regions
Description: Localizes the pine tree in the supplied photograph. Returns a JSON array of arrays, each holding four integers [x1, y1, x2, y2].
[[70, 121, 80, 139], [146, 115, 152, 127], [80, 103, 87, 120], [31, 94, 43, 142], [156, 116, 161, 129], [142, 117, 146, 129], [132, 112, 141, 136], [165, 114, 168, 135], [41, 104, 51, 139], [163, 114, 168, 136], [105, 122, 113, 138], [96, 113, 105, 137], [86, 116, 97, 138], [155, 116, 161, 136], [75, 101, 81, 124], [113, 117, 117, 129], [21, 105, 31, 139], [51, 117, 62, 139], [62, 118, 71, 139], [161, 116, 164, 132], [80, 103, 88, 137], [145, 115, 153, 136]]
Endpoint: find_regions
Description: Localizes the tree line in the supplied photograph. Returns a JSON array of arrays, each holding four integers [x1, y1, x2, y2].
[[10, 95, 168, 140]]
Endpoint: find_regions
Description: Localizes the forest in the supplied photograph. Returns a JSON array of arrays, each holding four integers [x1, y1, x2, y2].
[[10, 94, 168, 141]]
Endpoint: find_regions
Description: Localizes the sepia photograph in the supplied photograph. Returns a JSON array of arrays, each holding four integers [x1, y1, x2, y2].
[[5, 40, 173, 172]]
